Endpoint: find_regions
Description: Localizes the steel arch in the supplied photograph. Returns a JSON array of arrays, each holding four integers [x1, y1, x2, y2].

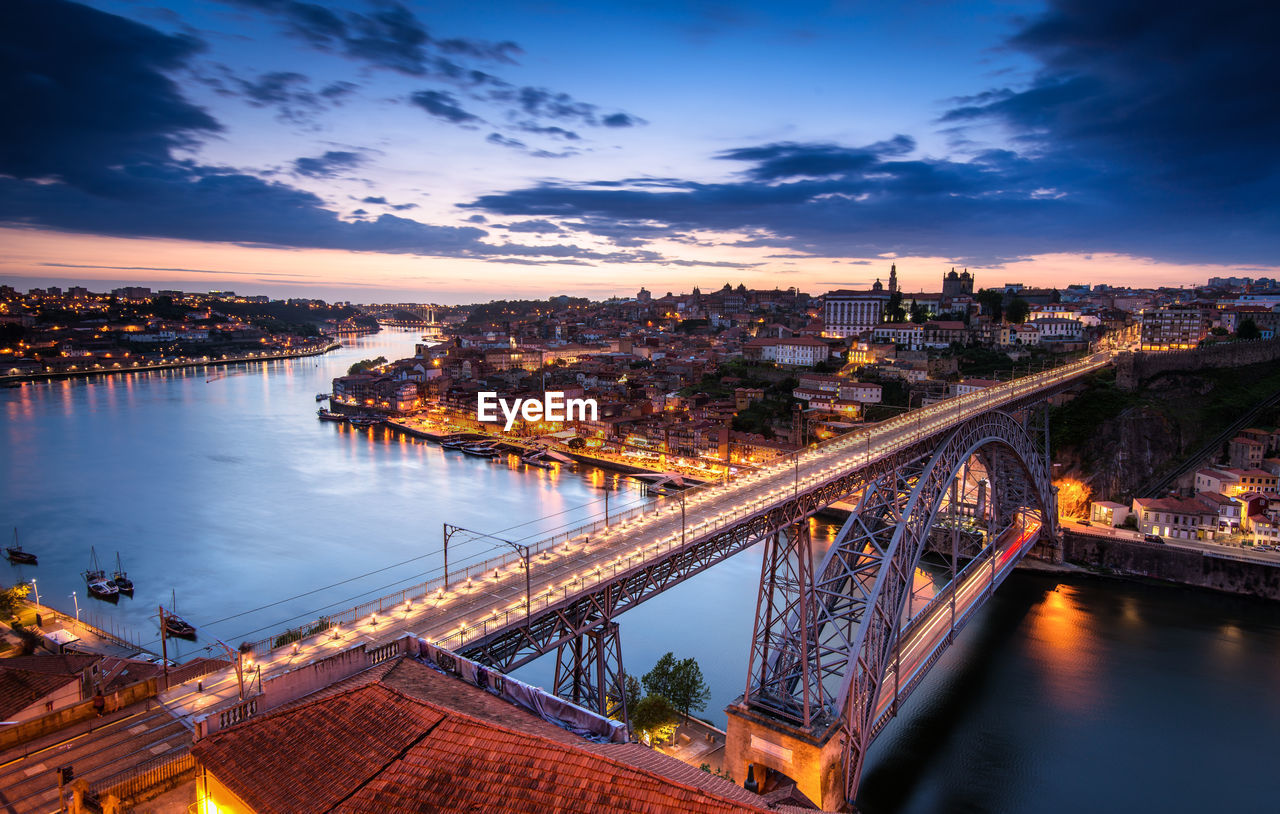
[[744, 409, 1057, 801]]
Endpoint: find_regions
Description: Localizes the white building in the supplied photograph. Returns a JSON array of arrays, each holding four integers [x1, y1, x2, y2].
[[823, 283, 890, 338]]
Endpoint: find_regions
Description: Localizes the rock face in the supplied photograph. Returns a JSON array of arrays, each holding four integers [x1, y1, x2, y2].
[[1053, 371, 1250, 504]]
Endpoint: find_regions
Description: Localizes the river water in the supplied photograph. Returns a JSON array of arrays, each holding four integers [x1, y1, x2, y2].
[[4, 329, 1278, 812]]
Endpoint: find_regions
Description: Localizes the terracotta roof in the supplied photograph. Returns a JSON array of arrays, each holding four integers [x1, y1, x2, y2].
[[194, 682, 445, 814], [0, 668, 80, 719], [0, 653, 100, 676], [195, 657, 784, 814]]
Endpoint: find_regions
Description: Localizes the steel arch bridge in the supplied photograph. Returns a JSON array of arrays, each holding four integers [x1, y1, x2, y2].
[[727, 407, 1058, 810]]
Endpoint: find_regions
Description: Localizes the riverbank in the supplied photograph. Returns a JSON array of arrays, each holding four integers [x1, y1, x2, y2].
[[0, 341, 341, 385], [1063, 529, 1280, 600], [384, 416, 715, 485]]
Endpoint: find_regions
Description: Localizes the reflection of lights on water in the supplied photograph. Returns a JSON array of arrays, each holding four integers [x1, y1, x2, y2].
[[1026, 584, 1099, 712]]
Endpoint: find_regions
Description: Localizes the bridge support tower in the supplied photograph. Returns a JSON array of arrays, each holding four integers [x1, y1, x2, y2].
[[552, 620, 629, 729]]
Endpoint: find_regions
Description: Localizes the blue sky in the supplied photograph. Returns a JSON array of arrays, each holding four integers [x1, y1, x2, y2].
[[2, 0, 1276, 302]]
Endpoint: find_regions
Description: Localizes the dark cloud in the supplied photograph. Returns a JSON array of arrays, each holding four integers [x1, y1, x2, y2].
[[601, 113, 641, 128], [292, 150, 365, 177], [502, 220, 562, 233], [227, 70, 358, 124], [465, 1, 1280, 265], [486, 133, 526, 150], [362, 195, 417, 211], [512, 123, 580, 141], [0, 2, 673, 266], [1, 0, 219, 186], [220, 0, 518, 76], [409, 90, 480, 124]]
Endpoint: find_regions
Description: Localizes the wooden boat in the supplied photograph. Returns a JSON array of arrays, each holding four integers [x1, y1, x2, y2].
[[317, 408, 344, 421], [112, 552, 134, 593], [84, 547, 119, 599], [5, 528, 37, 565], [315, 393, 328, 401], [163, 590, 196, 638], [461, 443, 498, 458], [521, 454, 555, 469], [348, 415, 382, 428]]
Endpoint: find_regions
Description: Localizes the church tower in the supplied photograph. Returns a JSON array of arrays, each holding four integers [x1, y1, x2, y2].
[[889, 263, 898, 294]]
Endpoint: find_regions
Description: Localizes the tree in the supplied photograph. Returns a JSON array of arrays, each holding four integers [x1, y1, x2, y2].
[[1006, 298, 1030, 324], [631, 695, 679, 742], [909, 302, 929, 324], [347, 356, 387, 375], [642, 652, 711, 720], [977, 289, 1004, 323], [885, 290, 906, 323], [1238, 319, 1261, 340], [0, 584, 30, 621]]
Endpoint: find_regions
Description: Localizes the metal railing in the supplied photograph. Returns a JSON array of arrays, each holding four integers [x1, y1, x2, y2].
[[242, 355, 1107, 658]]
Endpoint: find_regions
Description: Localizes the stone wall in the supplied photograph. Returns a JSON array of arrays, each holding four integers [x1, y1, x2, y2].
[[1063, 531, 1280, 600], [1116, 339, 1280, 390]]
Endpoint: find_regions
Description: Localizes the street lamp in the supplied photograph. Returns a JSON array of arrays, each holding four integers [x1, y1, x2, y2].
[[30, 579, 39, 608], [494, 538, 533, 620], [70, 591, 80, 623]]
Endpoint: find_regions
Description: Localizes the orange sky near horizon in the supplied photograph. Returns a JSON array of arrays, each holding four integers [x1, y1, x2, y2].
[[0, 227, 1268, 304]]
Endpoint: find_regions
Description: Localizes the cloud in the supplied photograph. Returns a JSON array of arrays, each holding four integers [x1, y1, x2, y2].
[[502, 220, 562, 233], [219, 70, 358, 124], [292, 149, 366, 177], [219, 0, 518, 76], [2, 0, 219, 186], [362, 195, 417, 210], [486, 133, 526, 150], [409, 90, 480, 124], [464, 1, 1280, 266]]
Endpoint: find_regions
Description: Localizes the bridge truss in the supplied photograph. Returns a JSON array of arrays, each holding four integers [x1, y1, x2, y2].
[[742, 407, 1058, 804]]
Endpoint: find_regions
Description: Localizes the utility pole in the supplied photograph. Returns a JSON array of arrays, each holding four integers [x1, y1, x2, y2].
[[158, 605, 169, 687]]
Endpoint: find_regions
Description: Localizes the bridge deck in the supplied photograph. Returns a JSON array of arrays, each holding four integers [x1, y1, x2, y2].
[[161, 355, 1106, 724]]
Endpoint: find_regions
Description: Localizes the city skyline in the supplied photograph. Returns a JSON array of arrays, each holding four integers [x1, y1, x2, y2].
[[3, 0, 1277, 302]]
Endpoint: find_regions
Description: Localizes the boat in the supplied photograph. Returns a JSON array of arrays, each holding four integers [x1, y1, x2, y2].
[[348, 415, 382, 428], [439, 437, 468, 449], [163, 590, 197, 639], [317, 408, 344, 421], [5, 528, 37, 565], [112, 552, 134, 593], [461, 443, 498, 458], [315, 393, 328, 401], [83, 547, 119, 599]]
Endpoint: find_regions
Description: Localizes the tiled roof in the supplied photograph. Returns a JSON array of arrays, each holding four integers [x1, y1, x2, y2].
[[0, 668, 79, 719], [195, 657, 783, 814], [194, 683, 445, 814]]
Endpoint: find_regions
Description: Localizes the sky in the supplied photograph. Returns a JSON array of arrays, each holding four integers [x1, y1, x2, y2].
[[2, 0, 1277, 303]]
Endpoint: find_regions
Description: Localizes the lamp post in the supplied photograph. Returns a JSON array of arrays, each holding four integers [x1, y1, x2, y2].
[[30, 579, 39, 608], [495, 538, 532, 620], [70, 591, 80, 624]]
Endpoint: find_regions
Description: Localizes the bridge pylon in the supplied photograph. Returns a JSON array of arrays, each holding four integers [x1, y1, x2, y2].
[[552, 619, 629, 730]]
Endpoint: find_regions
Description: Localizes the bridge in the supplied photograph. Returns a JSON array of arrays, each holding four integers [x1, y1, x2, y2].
[[154, 352, 1107, 810]]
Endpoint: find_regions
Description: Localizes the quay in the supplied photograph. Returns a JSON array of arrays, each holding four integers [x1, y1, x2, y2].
[[0, 341, 340, 385]]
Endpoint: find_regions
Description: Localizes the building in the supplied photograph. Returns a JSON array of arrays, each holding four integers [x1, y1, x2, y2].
[[941, 268, 973, 300], [1131, 496, 1216, 540], [1139, 307, 1208, 350], [191, 648, 792, 814], [743, 336, 831, 367], [1090, 500, 1129, 527], [822, 281, 890, 338], [1228, 436, 1265, 470]]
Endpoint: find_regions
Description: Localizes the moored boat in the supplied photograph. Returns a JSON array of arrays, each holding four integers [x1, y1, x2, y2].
[[315, 393, 328, 401], [317, 408, 344, 421], [84, 547, 119, 599], [112, 552, 134, 593], [461, 443, 498, 458], [5, 528, 37, 565], [348, 415, 382, 428], [163, 590, 197, 638]]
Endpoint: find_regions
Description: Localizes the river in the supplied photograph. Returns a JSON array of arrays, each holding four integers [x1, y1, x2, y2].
[[4, 329, 1278, 813]]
